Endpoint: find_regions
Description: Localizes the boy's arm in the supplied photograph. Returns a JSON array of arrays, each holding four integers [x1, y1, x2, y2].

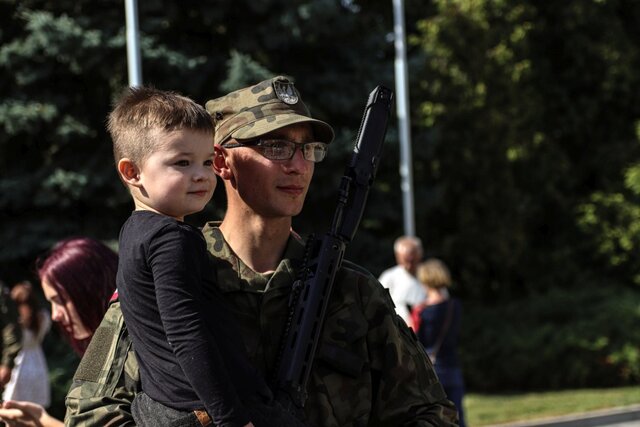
[[146, 226, 250, 426], [64, 301, 139, 427]]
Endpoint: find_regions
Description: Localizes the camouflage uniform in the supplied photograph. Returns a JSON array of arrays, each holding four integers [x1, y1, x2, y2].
[[65, 224, 458, 426], [0, 283, 22, 379], [65, 301, 139, 426]]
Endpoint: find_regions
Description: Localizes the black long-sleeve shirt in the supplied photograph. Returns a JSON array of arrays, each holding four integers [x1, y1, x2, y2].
[[117, 211, 266, 427]]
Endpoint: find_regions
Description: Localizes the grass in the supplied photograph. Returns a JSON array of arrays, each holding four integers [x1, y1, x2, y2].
[[465, 386, 640, 426]]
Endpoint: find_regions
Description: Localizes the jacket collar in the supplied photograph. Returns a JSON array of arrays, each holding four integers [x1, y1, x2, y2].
[[202, 222, 306, 293]]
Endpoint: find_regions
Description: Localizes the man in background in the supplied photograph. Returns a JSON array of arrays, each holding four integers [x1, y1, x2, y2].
[[379, 236, 426, 325]]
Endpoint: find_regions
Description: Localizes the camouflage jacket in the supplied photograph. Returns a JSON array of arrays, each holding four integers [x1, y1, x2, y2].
[[0, 286, 22, 370], [64, 301, 139, 426], [65, 224, 458, 426]]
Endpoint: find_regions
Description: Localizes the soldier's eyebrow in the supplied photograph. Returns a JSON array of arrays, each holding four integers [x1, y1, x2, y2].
[[263, 129, 313, 142], [261, 130, 287, 139]]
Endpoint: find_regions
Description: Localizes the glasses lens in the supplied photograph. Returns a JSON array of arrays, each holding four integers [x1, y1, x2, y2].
[[257, 140, 294, 160], [256, 139, 328, 162], [302, 142, 328, 162]]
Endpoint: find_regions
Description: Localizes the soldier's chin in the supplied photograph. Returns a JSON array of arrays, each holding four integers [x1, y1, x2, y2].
[[291, 203, 306, 217]]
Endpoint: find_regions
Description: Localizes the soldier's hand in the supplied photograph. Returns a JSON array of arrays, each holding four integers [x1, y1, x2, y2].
[[0, 400, 63, 427]]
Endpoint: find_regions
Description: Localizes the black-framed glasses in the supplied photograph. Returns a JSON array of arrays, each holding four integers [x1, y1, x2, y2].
[[223, 139, 328, 163]]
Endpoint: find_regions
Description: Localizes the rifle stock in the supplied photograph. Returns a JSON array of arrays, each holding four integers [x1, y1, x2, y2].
[[274, 86, 394, 414]]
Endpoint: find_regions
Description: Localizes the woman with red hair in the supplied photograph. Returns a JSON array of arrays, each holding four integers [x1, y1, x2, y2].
[[36, 237, 117, 355]]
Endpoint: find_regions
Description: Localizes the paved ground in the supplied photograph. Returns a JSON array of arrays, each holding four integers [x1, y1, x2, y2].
[[485, 404, 640, 427]]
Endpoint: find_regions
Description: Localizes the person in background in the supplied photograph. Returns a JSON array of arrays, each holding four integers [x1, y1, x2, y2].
[[64, 76, 459, 426], [2, 281, 51, 408], [0, 280, 22, 394], [0, 237, 123, 427], [378, 235, 426, 325], [412, 258, 466, 427]]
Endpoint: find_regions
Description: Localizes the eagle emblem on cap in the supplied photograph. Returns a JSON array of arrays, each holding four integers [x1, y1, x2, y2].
[[273, 80, 299, 105]]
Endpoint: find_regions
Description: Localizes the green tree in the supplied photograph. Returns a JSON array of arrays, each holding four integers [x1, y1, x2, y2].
[[409, 0, 640, 299]]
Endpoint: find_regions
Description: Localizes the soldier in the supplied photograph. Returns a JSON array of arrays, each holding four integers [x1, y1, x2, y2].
[[0, 280, 22, 394], [61, 76, 459, 426]]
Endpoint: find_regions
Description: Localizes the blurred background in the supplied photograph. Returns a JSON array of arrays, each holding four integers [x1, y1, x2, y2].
[[1, 0, 639, 424]]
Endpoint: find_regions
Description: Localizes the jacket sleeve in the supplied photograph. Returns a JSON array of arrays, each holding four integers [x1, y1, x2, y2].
[[364, 283, 458, 427], [308, 264, 459, 427], [362, 274, 459, 426], [64, 302, 139, 427]]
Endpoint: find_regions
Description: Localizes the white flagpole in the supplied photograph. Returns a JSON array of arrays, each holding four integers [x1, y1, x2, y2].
[[392, 0, 416, 236], [125, 0, 142, 87]]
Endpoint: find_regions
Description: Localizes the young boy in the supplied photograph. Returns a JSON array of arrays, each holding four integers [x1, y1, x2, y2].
[[108, 87, 292, 427]]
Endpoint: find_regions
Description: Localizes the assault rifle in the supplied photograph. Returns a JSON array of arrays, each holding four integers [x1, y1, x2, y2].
[[274, 85, 394, 414]]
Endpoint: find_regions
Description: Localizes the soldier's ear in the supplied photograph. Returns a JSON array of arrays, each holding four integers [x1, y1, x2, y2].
[[213, 145, 232, 180], [118, 158, 142, 187]]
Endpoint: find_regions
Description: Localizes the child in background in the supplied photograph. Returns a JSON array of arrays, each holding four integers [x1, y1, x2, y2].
[[109, 86, 303, 427], [2, 281, 51, 408]]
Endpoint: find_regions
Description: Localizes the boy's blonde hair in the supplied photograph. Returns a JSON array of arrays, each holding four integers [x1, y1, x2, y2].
[[417, 258, 452, 289], [107, 86, 214, 165]]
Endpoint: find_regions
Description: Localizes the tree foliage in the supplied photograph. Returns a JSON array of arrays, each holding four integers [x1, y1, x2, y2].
[[409, 0, 640, 299], [462, 285, 640, 391]]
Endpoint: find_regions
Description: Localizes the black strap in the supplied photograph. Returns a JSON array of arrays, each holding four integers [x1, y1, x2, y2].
[[430, 300, 454, 360]]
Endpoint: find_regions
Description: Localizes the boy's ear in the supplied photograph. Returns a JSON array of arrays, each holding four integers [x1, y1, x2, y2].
[[213, 145, 232, 180], [118, 158, 142, 187]]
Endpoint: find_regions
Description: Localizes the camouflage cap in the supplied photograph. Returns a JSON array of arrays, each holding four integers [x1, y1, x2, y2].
[[205, 76, 335, 146]]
